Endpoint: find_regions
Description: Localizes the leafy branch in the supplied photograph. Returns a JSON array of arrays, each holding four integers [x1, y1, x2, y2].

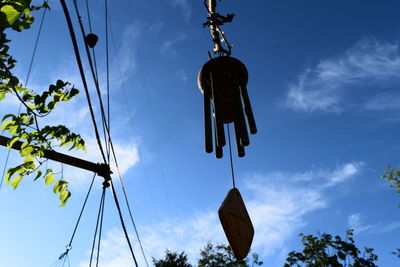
[[1, 0, 85, 206]]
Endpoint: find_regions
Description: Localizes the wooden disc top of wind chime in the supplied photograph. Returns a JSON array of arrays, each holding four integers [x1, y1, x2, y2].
[[197, 0, 257, 261], [198, 56, 248, 124]]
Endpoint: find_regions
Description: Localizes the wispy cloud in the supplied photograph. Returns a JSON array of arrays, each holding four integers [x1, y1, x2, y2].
[[286, 38, 400, 113], [175, 69, 188, 83], [347, 213, 400, 235], [116, 21, 145, 77], [160, 34, 186, 58], [78, 162, 363, 266], [171, 0, 192, 22], [347, 213, 373, 234]]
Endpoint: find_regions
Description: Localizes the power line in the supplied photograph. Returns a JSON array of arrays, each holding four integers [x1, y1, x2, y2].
[[110, 179, 139, 267], [71, 0, 110, 162], [89, 185, 107, 267], [105, 0, 111, 164], [60, 0, 107, 165], [108, 14, 161, 223]]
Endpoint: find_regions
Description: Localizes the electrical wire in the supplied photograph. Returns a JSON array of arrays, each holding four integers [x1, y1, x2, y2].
[[108, 14, 161, 223], [95, 187, 106, 267], [110, 179, 139, 267], [60, 0, 107, 164], [64, 2, 146, 266], [104, 0, 111, 163], [67, 173, 97, 249], [71, 0, 110, 162], [89, 186, 106, 267], [109, 139, 150, 267]]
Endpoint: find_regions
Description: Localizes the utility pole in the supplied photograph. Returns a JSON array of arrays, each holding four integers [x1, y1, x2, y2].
[[0, 135, 111, 178]]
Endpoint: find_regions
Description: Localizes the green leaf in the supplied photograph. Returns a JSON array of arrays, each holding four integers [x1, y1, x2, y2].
[[45, 173, 55, 185], [59, 190, 71, 207], [7, 136, 19, 149], [1, 120, 13, 131], [0, 5, 20, 27], [53, 180, 68, 193], [11, 176, 23, 189], [8, 125, 18, 135], [2, 114, 15, 121], [20, 145, 34, 156], [69, 88, 79, 98], [34, 170, 42, 181]]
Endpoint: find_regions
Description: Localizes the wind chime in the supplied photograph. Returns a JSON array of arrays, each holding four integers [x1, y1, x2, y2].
[[198, 0, 256, 261]]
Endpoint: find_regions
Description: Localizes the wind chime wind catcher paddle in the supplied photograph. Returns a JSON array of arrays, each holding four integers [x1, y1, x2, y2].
[[198, 0, 256, 261]]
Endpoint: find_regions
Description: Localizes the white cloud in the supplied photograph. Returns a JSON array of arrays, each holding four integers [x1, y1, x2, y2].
[[78, 162, 363, 266], [160, 34, 186, 58], [286, 38, 400, 113], [347, 213, 373, 234], [365, 92, 400, 111], [171, 0, 192, 22], [175, 69, 188, 83], [111, 21, 145, 81], [347, 213, 400, 235]]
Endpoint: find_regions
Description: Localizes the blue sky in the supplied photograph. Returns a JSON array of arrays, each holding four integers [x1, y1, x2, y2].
[[1, 0, 400, 266]]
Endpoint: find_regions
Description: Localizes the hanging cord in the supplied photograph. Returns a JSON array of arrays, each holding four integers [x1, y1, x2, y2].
[[89, 184, 107, 267], [226, 124, 236, 188], [1, 2, 48, 190], [60, 0, 107, 164], [110, 179, 139, 267], [49, 252, 70, 267], [58, 173, 96, 259], [54, 173, 96, 267], [95, 186, 106, 267]]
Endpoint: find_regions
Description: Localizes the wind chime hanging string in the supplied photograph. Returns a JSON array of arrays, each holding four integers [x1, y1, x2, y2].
[[198, 0, 256, 261]]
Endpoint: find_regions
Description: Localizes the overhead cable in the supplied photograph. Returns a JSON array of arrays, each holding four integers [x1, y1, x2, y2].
[[60, 0, 107, 164]]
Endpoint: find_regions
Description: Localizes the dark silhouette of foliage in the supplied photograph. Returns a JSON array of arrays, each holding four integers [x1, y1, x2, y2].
[[153, 250, 192, 267], [152, 243, 263, 267], [0, 0, 84, 206], [284, 229, 378, 267], [381, 165, 400, 258], [198, 243, 263, 267], [382, 165, 400, 203]]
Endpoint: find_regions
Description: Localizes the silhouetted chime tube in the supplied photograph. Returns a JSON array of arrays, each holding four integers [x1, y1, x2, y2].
[[240, 85, 257, 134], [233, 77, 250, 147], [210, 73, 226, 148], [204, 88, 213, 153], [233, 123, 245, 157], [214, 115, 223, 158]]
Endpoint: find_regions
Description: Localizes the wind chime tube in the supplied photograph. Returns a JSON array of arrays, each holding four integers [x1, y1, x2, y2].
[[214, 116, 223, 158], [233, 78, 250, 147], [233, 122, 245, 157], [210, 72, 226, 148], [240, 85, 257, 134], [204, 89, 213, 153]]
